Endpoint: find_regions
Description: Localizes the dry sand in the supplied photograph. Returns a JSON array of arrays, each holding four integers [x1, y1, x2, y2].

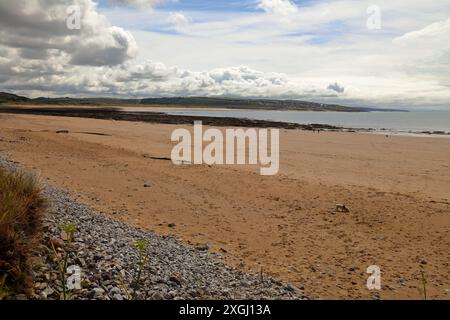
[[0, 113, 449, 300]]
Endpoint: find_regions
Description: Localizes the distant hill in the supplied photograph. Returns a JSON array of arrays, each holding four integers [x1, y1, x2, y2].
[[0, 92, 393, 112], [31, 96, 141, 106], [0, 92, 30, 104], [0, 92, 139, 106], [139, 97, 360, 111]]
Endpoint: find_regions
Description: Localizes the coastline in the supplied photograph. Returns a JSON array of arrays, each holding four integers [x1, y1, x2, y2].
[[1, 105, 449, 138], [1, 113, 449, 299]]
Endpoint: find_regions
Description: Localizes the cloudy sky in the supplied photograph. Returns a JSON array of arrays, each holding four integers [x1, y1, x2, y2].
[[0, 0, 449, 109]]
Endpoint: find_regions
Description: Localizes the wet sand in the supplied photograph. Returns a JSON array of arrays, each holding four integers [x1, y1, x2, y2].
[[0, 113, 449, 300], [0, 105, 340, 130]]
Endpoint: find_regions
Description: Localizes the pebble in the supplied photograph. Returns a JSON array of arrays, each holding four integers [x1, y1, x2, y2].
[[113, 294, 123, 300], [195, 244, 210, 251], [90, 288, 105, 299]]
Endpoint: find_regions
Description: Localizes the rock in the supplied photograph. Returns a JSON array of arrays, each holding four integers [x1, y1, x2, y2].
[[109, 287, 122, 297], [81, 279, 91, 289], [168, 290, 179, 297], [168, 223, 176, 228], [41, 286, 54, 299], [335, 204, 350, 213], [187, 289, 199, 298], [112, 294, 123, 300], [101, 271, 112, 281], [89, 288, 105, 299], [371, 292, 381, 300], [195, 244, 209, 251], [196, 288, 206, 296], [76, 257, 87, 268], [34, 282, 46, 290], [143, 181, 152, 188], [150, 292, 163, 300], [169, 275, 182, 286], [60, 231, 68, 241], [284, 284, 295, 292], [93, 253, 103, 262]]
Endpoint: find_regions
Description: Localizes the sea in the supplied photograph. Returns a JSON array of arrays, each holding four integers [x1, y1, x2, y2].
[[131, 109, 450, 136]]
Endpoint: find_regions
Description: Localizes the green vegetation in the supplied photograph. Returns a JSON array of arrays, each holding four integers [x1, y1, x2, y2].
[[418, 269, 428, 300], [0, 92, 29, 104], [0, 91, 372, 112], [0, 274, 9, 299], [50, 223, 78, 300], [0, 167, 47, 299], [117, 239, 150, 300]]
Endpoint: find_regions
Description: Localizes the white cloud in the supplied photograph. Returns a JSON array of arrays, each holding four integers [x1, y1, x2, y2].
[[0, 0, 138, 67], [6, 56, 449, 110], [168, 12, 190, 31], [257, 0, 298, 16], [0, 54, 340, 101], [392, 17, 450, 84], [394, 17, 450, 44]]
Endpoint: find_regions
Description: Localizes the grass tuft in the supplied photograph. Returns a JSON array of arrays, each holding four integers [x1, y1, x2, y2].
[[0, 167, 47, 298]]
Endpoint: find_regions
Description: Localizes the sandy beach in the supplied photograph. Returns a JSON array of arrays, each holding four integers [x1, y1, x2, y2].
[[0, 113, 449, 300]]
